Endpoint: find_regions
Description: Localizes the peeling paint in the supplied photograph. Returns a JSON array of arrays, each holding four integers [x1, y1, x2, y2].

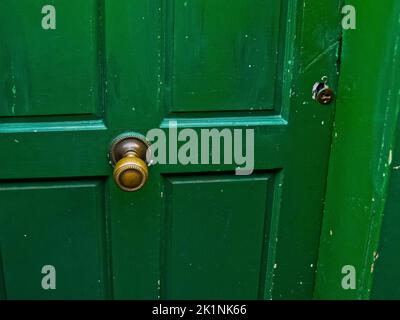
[[370, 252, 379, 274]]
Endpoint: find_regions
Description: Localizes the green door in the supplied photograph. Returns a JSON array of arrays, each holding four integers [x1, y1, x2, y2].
[[0, 0, 341, 299]]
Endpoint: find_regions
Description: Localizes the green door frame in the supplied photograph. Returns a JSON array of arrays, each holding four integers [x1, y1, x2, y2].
[[314, 0, 400, 299]]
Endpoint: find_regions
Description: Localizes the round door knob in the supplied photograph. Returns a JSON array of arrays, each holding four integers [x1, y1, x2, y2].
[[109, 133, 151, 192], [113, 153, 148, 191]]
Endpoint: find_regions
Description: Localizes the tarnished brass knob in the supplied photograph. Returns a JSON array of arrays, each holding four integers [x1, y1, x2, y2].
[[109, 133, 150, 192], [113, 152, 148, 191]]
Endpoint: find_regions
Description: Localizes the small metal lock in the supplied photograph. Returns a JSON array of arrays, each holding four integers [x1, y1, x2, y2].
[[312, 76, 334, 105]]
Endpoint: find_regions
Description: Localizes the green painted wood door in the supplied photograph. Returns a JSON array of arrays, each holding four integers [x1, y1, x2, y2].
[[0, 0, 342, 299]]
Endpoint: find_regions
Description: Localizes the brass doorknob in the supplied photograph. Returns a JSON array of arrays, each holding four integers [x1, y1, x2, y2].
[[109, 133, 151, 192]]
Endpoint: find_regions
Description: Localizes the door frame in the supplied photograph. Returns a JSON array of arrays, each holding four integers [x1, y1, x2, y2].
[[314, 0, 400, 299]]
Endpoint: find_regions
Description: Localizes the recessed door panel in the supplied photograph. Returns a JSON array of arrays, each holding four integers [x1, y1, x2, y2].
[[0, 0, 101, 118], [0, 181, 109, 299], [162, 174, 273, 299], [171, 0, 281, 112]]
